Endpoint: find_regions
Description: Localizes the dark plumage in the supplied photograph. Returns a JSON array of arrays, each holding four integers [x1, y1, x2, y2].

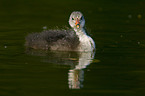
[[25, 29, 80, 51]]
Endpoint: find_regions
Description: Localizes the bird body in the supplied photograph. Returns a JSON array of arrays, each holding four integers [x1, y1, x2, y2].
[[25, 11, 95, 52]]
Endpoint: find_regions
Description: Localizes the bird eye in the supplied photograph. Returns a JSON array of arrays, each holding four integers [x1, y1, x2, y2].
[[80, 16, 83, 20], [72, 18, 74, 20]]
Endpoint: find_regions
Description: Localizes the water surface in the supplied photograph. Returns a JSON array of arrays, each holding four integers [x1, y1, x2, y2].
[[0, 0, 145, 96]]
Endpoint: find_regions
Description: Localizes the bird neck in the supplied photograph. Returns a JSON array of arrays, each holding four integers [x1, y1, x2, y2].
[[73, 27, 95, 52], [74, 27, 87, 37]]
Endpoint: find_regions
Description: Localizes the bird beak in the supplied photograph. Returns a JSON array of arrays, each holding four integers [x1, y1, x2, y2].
[[75, 18, 80, 28]]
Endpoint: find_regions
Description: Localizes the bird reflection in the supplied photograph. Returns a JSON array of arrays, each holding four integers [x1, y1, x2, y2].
[[68, 52, 95, 89], [26, 49, 95, 89], [68, 69, 84, 89]]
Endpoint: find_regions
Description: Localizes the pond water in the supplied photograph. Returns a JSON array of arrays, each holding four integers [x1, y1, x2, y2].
[[0, 0, 145, 96]]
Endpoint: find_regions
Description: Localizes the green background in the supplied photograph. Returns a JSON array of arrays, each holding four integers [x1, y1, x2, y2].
[[0, 0, 145, 96]]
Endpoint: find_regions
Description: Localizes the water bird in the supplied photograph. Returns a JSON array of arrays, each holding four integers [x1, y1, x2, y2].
[[25, 11, 95, 51]]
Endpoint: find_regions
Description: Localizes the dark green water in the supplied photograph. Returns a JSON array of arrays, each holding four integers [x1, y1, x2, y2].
[[0, 0, 145, 96]]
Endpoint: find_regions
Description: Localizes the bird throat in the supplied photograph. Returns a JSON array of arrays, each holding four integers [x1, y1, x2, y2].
[[74, 27, 86, 37]]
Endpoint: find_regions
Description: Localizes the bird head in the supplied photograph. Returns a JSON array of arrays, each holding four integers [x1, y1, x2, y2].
[[69, 11, 85, 29]]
